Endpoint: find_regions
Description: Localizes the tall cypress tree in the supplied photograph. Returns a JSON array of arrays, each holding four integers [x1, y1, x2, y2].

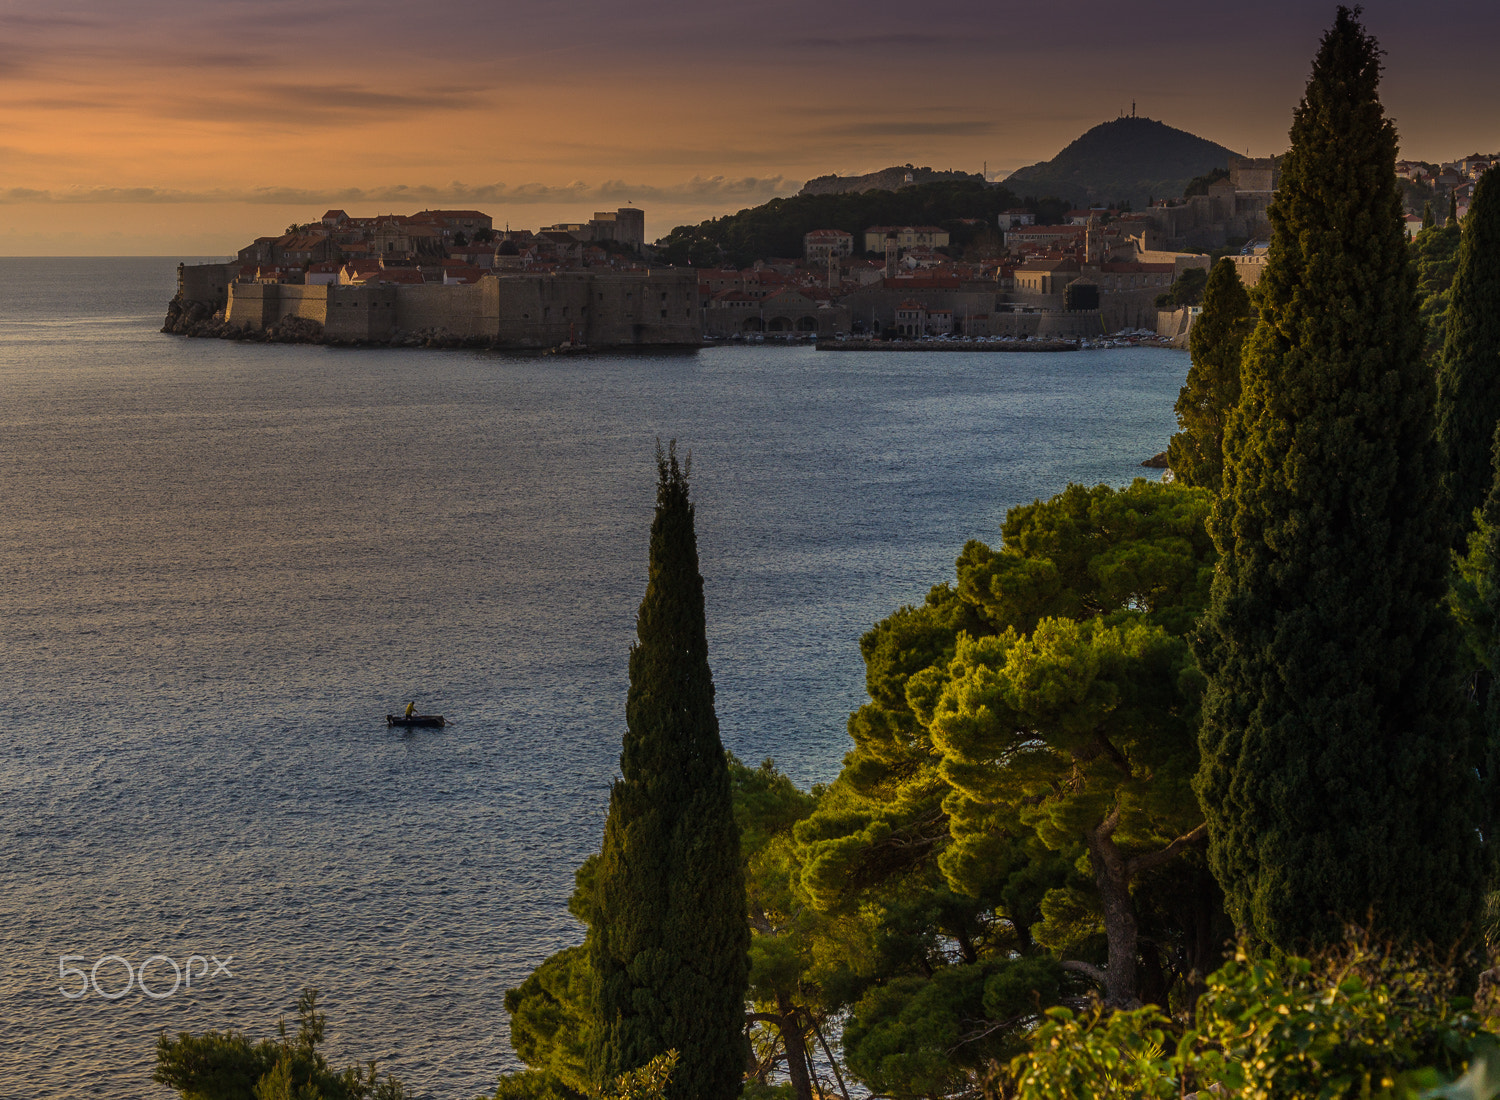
[[587, 443, 749, 1100], [1435, 167, 1500, 547], [1194, 8, 1486, 951], [1167, 257, 1255, 492]]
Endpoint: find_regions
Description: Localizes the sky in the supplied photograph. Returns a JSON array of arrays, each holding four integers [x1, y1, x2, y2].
[[1, 0, 1496, 256]]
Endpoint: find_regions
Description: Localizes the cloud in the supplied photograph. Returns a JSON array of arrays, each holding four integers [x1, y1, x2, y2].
[[9, 96, 128, 111], [0, 13, 100, 31], [813, 120, 1000, 139], [0, 175, 798, 207], [156, 81, 492, 124]]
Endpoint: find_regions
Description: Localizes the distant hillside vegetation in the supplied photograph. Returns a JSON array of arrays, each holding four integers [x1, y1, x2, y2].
[[799, 165, 984, 196], [1005, 116, 1238, 210], [656, 180, 1069, 267]]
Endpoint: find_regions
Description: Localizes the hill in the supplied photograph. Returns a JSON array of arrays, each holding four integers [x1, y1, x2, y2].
[[799, 165, 984, 196], [655, 179, 1069, 267], [1005, 116, 1239, 209]]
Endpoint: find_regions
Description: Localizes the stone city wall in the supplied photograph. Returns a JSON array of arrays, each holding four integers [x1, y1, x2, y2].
[[217, 269, 701, 348], [702, 304, 851, 338], [177, 261, 240, 310], [396, 283, 491, 337]]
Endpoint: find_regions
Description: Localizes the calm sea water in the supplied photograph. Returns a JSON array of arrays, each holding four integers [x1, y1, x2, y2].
[[0, 257, 1185, 1099]]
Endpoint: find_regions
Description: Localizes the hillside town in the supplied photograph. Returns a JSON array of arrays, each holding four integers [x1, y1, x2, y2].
[[168, 149, 1497, 350]]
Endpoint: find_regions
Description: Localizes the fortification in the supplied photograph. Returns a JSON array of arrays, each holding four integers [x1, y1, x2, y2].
[[172, 267, 700, 349]]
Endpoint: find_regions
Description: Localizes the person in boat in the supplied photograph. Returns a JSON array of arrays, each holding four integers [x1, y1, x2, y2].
[[404, 701, 416, 719]]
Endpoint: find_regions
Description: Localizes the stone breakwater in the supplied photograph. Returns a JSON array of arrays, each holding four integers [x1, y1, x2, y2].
[[817, 337, 1080, 352]]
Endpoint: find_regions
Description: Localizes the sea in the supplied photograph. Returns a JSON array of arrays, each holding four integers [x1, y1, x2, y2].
[[0, 257, 1187, 1099]]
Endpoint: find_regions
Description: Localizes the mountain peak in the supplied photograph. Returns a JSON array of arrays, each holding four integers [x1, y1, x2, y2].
[[1004, 117, 1239, 209]]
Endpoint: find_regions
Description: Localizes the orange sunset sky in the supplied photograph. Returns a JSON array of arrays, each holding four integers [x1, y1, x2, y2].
[[1, 0, 1496, 256]]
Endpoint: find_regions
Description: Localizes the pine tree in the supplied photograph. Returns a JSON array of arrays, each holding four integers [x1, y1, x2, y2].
[[587, 443, 749, 1100], [1194, 8, 1486, 951], [1167, 258, 1255, 492], [1435, 168, 1500, 547]]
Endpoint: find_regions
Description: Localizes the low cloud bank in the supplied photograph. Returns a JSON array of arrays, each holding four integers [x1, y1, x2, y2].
[[0, 175, 797, 207]]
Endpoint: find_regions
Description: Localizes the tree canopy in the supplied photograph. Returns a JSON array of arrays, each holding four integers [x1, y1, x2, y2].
[[586, 444, 749, 1100], [654, 180, 1067, 267], [1167, 258, 1255, 492], [1435, 167, 1500, 547], [1195, 6, 1487, 951]]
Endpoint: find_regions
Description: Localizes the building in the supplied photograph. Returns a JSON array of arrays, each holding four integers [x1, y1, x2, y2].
[[588, 207, 646, 247], [803, 229, 854, 263], [1012, 257, 1081, 296], [862, 225, 951, 253], [1003, 224, 1085, 252]]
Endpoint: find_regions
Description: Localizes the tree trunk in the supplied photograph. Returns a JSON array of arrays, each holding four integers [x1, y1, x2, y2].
[[1085, 814, 1140, 1008], [777, 993, 814, 1100]]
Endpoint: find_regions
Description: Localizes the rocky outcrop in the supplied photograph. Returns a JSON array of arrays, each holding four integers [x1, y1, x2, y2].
[[161, 296, 219, 335]]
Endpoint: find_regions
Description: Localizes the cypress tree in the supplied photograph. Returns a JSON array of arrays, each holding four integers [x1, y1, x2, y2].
[[1435, 167, 1500, 546], [587, 443, 749, 1100], [1167, 257, 1255, 492], [1449, 190, 1460, 228], [1195, 8, 1486, 951], [1423, 201, 1435, 231]]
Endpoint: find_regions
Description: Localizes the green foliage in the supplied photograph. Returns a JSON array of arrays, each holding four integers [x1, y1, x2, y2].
[[598, 1051, 678, 1100], [786, 477, 1221, 1096], [963, 479, 1216, 637], [933, 617, 1203, 868], [154, 989, 407, 1100], [1153, 265, 1208, 309], [1435, 168, 1500, 548], [1193, 946, 1483, 1099], [503, 947, 592, 1096], [1011, 939, 1500, 1100], [1414, 224, 1464, 357], [587, 443, 749, 1100], [654, 179, 1032, 266], [843, 959, 1066, 1098], [1010, 1005, 1181, 1100], [1168, 258, 1255, 492], [487, 1053, 678, 1100], [1184, 167, 1231, 199], [1195, 7, 1487, 951], [486, 1071, 579, 1100], [1449, 432, 1500, 887]]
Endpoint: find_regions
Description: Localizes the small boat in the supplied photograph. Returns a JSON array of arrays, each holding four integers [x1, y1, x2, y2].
[[387, 713, 445, 728]]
